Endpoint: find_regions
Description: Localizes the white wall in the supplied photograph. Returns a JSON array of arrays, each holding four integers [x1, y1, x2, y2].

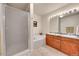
[[32, 14, 42, 35], [50, 16, 59, 33], [42, 4, 79, 34], [30, 13, 42, 50], [41, 16, 50, 34]]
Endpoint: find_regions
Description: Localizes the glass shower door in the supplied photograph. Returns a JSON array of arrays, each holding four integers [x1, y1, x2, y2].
[[5, 6, 28, 56]]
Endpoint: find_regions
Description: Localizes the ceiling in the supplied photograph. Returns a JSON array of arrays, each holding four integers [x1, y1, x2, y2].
[[7, 3, 30, 11], [34, 3, 69, 15], [7, 3, 69, 15]]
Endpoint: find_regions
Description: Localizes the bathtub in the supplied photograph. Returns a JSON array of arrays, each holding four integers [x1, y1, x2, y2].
[[33, 35, 46, 49]]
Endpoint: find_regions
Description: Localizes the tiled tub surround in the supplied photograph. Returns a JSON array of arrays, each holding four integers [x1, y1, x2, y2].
[[46, 33, 79, 56]]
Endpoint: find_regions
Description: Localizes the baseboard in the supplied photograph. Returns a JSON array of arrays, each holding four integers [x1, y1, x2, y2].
[[13, 49, 30, 56]]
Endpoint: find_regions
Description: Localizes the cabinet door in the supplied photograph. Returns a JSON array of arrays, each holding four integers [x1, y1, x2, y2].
[[52, 36, 61, 50], [61, 40, 78, 56], [46, 34, 53, 46], [46, 35, 61, 50]]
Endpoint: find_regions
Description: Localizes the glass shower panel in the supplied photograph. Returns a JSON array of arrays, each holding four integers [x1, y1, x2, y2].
[[5, 6, 28, 56]]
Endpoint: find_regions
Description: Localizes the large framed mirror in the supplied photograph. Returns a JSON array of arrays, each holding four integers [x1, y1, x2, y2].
[[49, 11, 79, 35]]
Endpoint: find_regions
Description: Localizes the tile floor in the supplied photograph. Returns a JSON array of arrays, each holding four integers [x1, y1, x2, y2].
[[30, 46, 67, 56]]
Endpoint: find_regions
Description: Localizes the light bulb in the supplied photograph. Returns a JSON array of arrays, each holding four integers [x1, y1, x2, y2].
[[60, 15, 63, 18]]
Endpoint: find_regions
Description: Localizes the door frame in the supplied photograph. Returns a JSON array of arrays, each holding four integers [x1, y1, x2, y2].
[[0, 4, 6, 56]]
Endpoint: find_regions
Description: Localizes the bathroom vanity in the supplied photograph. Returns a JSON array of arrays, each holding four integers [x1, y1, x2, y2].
[[46, 33, 79, 56]]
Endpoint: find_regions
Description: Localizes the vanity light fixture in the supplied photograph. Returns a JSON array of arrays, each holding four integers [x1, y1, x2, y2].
[[48, 16, 51, 20], [74, 8, 79, 13], [74, 9, 77, 12], [59, 15, 63, 18], [69, 10, 72, 14], [49, 16, 53, 20], [71, 9, 74, 13], [76, 8, 79, 11], [52, 8, 79, 18]]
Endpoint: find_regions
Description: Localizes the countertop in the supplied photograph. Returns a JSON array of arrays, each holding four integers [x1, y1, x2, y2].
[[47, 33, 79, 39]]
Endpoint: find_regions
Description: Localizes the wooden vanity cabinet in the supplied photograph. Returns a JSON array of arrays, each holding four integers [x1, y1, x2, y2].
[[61, 37, 79, 56], [46, 34, 61, 50], [52, 36, 61, 50], [46, 34, 79, 56], [46, 34, 54, 47]]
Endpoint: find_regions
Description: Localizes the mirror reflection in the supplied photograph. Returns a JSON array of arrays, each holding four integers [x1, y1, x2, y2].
[[49, 11, 79, 35]]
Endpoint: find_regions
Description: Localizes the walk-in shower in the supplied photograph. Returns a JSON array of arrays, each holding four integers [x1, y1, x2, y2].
[[5, 4, 29, 56]]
